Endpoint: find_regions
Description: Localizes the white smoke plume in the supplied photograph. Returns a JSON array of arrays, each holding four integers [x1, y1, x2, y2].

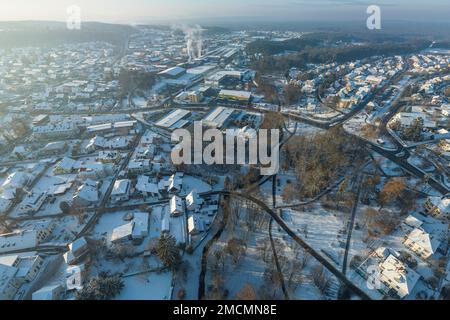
[[172, 24, 204, 62]]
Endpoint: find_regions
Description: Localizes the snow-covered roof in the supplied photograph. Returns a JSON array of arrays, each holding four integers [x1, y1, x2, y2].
[[56, 157, 77, 171], [405, 228, 441, 257], [187, 215, 204, 234], [0, 230, 39, 254], [170, 195, 184, 215], [76, 183, 99, 203], [1, 171, 29, 190], [69, 237, 88, 257], [404, 215, 423, 229], [219, 89, 252, 100], [111, 222, 134, 242], [186, 191, 203, 209], [0, 254, 19, 266], [131, 212, 149, 239], [158, 66, 186, 77], [379, 254, 420, 299], [135, 176, 159, 194], [111, 179, 130, 196], [168, 173, 183, 192]]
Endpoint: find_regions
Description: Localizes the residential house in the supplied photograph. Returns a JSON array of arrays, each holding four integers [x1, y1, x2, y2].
[[18, 191, 48, 215], [170, 195, 184, 217], [135, 176, 160, 198], [72, 179, 100, 207], [0, 254, 44, 283], [424, 197, 450, 220], [185, 191, 203, 211], [403, 228, 442, 260], [97, 150, 121, 164], [39, 141, 68, 156], [188, 215, 205, 235], [110, 179, 131, 204], [375, 248, 421, 299], [0, 222, 56, 254], [131, 212, 149, 244], [167, 173, 183, 194], [64, 237, 90, 265], [111, 222, 134, 243], [128, 159, 151, 175]]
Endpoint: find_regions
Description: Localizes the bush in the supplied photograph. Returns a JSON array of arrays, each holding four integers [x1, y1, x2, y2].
[[177, 289, 186, 300]]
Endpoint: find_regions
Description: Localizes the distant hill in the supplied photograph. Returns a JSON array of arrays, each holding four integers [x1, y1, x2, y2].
[[0, 21, 137, 49]]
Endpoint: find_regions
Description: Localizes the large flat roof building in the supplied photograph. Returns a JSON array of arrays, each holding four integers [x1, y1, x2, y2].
[[219, 89, 252, 103], [202, 107, 235, 129], [155, 109, 191, 130], [158, 66, 186, 79]]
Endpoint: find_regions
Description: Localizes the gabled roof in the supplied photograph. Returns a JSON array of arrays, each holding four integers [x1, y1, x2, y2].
[[111, 179, 130, 196], [56, 157, 77, 171], [186, 191, 203, 208], [406, 228, 441, 256], [170, 195, 183, 215], [135, 176, 159, 194], [379, 254, 420, 299], [111, 222, 134, 242], [1, 171, 29, 189]]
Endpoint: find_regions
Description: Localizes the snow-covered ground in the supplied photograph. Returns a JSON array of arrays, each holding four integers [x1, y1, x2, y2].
[[116, 272, 172, 300]]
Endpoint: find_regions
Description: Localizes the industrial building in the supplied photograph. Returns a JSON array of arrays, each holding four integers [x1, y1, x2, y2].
[[202, 107, 235, 129], [155, 109, 191, 131], [218, 89, 252, 104]]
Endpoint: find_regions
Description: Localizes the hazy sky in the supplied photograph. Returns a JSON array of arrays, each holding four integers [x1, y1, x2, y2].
[[0, 0, 449, 24]]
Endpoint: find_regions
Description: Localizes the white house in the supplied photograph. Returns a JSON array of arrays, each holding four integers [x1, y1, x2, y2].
[[128, 159, 151, 174], [161, 216, 170, 233], [131, 212, 149, 242], [111, 179, 131, 203], [18, 191, 48, 215], [403, 228, 442, 260], [64, 237, 90, 265], [0, 254, 44, 283], [72, 180, 100, 207], [66, 264, 86, 291], [53, 157, 78, 175], [97, 150, 121, 164], [185, 191, 203, 211], [111, 222, 134, 243], [187, 215, 205, 235], [170, 195, 184, 217], [378, 253, 420, 299], [167, 173, 183, 193], [135, 176, 160, 198]]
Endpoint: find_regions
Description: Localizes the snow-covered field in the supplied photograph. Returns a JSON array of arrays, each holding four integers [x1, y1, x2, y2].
[[116, 272, 172, 300]]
